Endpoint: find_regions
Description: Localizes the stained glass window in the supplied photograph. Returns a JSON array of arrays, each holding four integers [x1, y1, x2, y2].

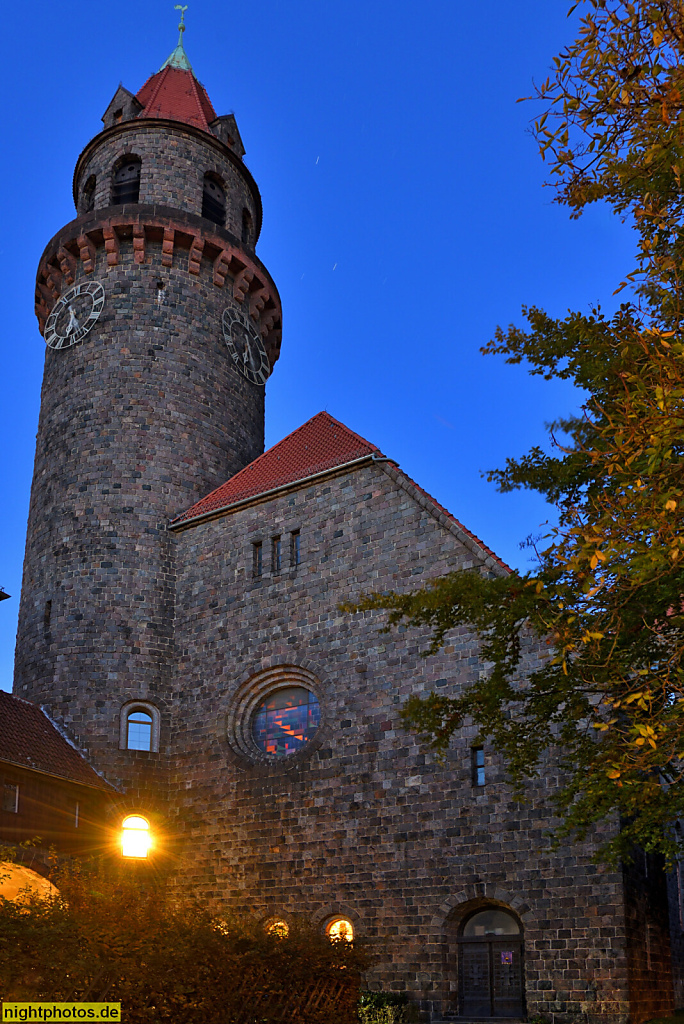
[[252, 686, 320, 757]]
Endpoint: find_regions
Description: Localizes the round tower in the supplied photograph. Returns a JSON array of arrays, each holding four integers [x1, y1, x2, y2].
[[13, 26, 282, 787]]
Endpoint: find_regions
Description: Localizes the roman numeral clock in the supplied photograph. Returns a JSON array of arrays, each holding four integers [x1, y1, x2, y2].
[[43, 281, 106, 349]]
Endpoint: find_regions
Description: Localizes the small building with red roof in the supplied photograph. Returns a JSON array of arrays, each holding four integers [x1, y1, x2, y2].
[[0, 691, 115, 866]]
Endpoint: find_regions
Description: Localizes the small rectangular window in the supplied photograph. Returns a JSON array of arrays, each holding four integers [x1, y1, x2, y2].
[[44, 599, 52, 634], [272, 535, 282, 573], [74, 802, 80, 828], [2, 782, 18, 813], [472, 747, 485, 787], [290, 530, 301, 567], [253, 541, 263, 577]]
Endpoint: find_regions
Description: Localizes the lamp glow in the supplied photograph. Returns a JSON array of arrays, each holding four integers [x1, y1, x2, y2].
[[121, 814, 151, 858]]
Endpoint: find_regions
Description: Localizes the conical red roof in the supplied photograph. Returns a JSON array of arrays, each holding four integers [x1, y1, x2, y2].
[[136, 65, 216, 131]]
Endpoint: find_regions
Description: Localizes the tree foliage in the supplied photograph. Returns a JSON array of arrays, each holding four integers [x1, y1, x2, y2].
[[0, 858, 367, 1024], [343, 0, 684, 866]]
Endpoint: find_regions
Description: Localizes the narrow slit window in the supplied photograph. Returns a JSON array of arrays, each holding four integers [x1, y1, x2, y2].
[[82, 175, 96, 214], [44, 599, 52, 634], [2, 782, 18, 813], [290, 530, 301, 567], [472, 747, 485, 787], [74, 802, 80, 828], [253, 541, 263, 577], [272, 536, 282, 573], [242, 208, 253, 245]]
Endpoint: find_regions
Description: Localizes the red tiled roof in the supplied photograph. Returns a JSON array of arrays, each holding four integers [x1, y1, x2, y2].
[[0, 691, 113, 791], [136, 66, 216, 132], [172, 412, 381, 525], [171, 412, 510, 569]]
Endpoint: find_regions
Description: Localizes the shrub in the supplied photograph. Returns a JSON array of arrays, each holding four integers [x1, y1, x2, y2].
[[358, 991, 419, 1023], [0, 859, 369, 1024]]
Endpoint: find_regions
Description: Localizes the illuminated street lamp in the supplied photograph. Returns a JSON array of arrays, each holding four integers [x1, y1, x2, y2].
[[121, 815, 151, 858]]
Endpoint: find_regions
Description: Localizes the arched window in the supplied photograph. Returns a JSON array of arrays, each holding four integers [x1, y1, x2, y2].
[[81, 175, 96, 214], [242, 208, 253, 245], [326, 917, 354, 942], [127, 710, 152, 750], [120, 702, 160, 752], [252, 686, 320, 757], [202, 174, 226, 226], [121, 815, 151, 859], [112, 157, 141, 205], [266, 919, 289, 939]]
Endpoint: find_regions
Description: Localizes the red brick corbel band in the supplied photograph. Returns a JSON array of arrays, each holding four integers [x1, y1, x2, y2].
[[35, 212, 283, 368]]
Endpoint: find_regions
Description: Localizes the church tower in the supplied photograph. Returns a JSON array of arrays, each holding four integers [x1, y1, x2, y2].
[[13, 16, 282, 787]]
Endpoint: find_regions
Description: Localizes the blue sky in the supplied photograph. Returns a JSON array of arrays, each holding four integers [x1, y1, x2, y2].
[[0, 1, 635, 691]]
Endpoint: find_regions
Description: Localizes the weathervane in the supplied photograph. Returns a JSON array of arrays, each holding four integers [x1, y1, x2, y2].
[[174, 4, 188, 45]]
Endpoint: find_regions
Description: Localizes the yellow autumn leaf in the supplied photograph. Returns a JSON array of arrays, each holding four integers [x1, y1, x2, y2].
[[666, 500, 677, 510]]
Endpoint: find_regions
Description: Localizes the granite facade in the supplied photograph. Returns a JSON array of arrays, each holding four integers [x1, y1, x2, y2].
[[12, 80, 684, 1024]]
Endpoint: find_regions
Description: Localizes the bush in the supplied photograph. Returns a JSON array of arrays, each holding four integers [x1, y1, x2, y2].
[[358, 991, 419, 1023], [0, 859, 369, 1024]]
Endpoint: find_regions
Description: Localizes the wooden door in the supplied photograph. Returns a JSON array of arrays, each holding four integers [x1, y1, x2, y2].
[[459, 940, 523, 1017]]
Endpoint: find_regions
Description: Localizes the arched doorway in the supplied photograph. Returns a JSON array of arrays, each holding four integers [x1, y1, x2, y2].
[[458, 908, 524, 1017]]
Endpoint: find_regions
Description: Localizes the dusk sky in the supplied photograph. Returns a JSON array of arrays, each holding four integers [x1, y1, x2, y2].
[[0, 1, 635, 691]]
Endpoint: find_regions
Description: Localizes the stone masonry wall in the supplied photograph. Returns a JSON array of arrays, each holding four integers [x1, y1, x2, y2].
[[74, 122, 258, 245], [170, 460, 634, 1023], [622, 852, 675, 1021]]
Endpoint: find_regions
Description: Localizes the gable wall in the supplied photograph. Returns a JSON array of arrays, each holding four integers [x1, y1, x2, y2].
[[170, 462, 633, 1020]]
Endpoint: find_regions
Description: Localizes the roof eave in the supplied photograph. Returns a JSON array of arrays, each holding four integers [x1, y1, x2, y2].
[[169, 454, 390, 532], [0, 756, 118, 794]]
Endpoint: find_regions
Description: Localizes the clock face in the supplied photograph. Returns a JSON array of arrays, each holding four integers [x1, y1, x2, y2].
[[222, 305, 271, 386], [44, 281, 106, 350]]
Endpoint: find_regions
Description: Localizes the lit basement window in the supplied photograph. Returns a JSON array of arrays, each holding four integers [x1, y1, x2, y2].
[[121, 815, 151, 859], [326, 917, 354, 942], [266, 920, 289, 939]]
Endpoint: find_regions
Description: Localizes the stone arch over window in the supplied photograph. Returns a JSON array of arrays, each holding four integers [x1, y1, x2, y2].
[[242, 207, 253, 245], [440, 897, 526, 1019], [119, 700, 160, 752], [202, 172, 226, 226], [312, 903, 362, 939], [81, 175, 96, 214], [224, 662, 330, 772], [111, 155, 141, 205]]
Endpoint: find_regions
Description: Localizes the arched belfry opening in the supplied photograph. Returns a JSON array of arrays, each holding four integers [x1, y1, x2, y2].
[[202, 173, 226, 226], [457, 907, 524, 1018], [112, 156, 141, 205]]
